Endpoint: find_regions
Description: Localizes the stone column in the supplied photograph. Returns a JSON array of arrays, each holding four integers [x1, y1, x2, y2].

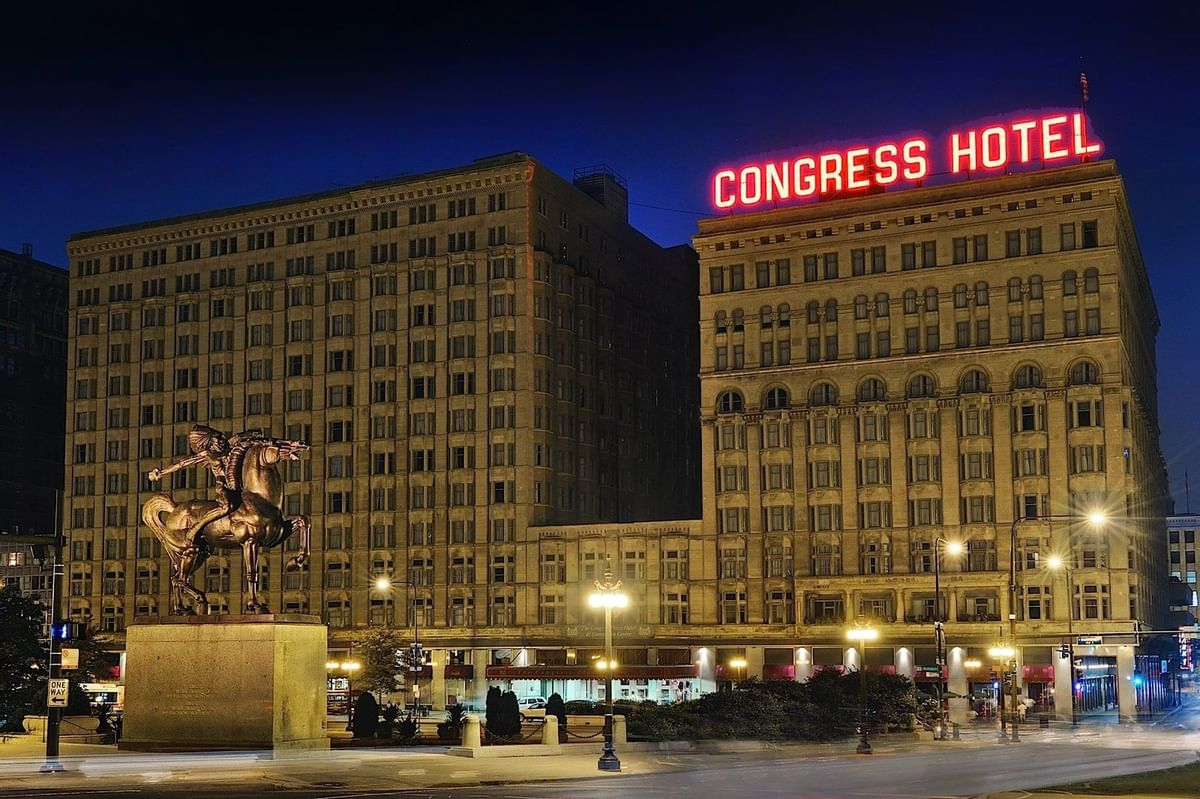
[[541, 718, 558, 745], [1054, 648, 1073, 722], [613, 714, 627, 745], [1117, 645, 1136, 722], [468, 648, 490, 709], [429, 649, 447, 711], [947, 647, 969, 725], [746, 645, 765, 680], [462, 714, 481, 748], [795, 646, 813, 682], [895, 646, 915, 680], [696, 646, 717, 694]]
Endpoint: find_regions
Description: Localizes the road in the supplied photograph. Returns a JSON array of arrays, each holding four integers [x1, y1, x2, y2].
[[1, 732, 1196, 799]]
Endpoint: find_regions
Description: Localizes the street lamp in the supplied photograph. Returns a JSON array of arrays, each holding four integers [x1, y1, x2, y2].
[[1006, 511, 1108, 740], [847, 620, 879, 754], [1045, 554, 1078, 726], [933, 538, 963, 741], [989, 645, 1017, 742], [587, 558, 628, 772], [729, 656, 748, 687], [373, 576, 424, 716]]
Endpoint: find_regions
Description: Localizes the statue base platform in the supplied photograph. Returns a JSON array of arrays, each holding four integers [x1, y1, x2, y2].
[[120, 614, 329, 751]]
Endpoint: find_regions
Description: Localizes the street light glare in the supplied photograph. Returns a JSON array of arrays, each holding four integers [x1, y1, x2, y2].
[[846, 627, 879, 642], [1046, 554, 1064, 570], [944, 540, 964, 556], [588, 590, 629, 609], [1088, 510, 1107, 526], [988, 646, 1016, 659], [374, 576, 391, 591], [964, 659, 983, 669], [729, 656, 748, 669]]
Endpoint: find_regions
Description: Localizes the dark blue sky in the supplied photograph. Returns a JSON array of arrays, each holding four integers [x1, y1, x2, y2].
[[3, 4, 1198, 508]]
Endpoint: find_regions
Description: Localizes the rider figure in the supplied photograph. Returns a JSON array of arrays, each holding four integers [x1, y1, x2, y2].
[[147, 425, 243, 546]]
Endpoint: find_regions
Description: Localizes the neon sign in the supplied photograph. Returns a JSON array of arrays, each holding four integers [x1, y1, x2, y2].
[[711, 111, 1102, 210]]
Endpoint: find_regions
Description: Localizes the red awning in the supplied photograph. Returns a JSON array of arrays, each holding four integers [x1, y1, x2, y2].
[[485, 664, 699, 680]]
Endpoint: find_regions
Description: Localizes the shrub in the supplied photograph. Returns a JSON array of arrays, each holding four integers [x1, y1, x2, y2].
[[378, 703, 401, 739], [437, 703, 467, 742], [351, 691, 379, 739], [484, 686, 502, 733], [546, 693, 567, 731], [395, 713, 419, 742]]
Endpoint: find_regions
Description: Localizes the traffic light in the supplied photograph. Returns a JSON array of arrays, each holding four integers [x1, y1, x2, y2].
[[1058, 645, 1071, 660], [408, 642, 424, 671], [52, 621, 87, 641], [1131, 671, 1145, 688], [1002, 672, 1013, 690]]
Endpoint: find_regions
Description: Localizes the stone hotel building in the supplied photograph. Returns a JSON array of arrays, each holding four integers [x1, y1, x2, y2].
[[63, 154, 699, 705], [693, 160, 1169, 721]]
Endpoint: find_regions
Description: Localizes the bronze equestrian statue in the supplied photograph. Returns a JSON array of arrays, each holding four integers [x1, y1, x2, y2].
[[142, 426, 311, 615]]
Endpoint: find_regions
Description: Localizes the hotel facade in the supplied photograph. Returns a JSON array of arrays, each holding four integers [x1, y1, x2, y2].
[[694, 160, 1170, 721]]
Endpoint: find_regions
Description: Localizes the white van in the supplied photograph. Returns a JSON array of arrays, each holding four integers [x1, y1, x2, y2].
[[518, 696, 547, 719]]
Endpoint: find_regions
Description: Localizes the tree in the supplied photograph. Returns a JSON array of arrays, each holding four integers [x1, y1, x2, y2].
[[354, 627, 404, 700], [351, 691, 379, 738], [497, 691, 522, 737], [0, 585, 47, 731], [484, 686, 502, 734]]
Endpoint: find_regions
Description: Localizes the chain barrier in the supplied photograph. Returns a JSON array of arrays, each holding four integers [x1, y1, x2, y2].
[[565, 727, 607, 740]]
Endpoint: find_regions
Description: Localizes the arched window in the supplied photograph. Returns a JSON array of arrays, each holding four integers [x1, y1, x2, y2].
[[825, 299, 838, 322], [717, 390, 744, 414], [1013, 364, 1043, 389], [715, 311, 727, 334], [959, 369, 989, 394], [907, 374, 935, 398], [1029, 274, 1043, 299], [974, 281, 989, 306], [731, 308, 744, 331], [777, 304, 790, 327], [854, 295, 869, 320], [806, 301, 820, 324], [760, 306, 773, 328], [1084, 267, 1099, 293], [810, 383, 838, 406], [953, 284, 968, 308], [764, 387, 789, 410], [1007, 277, 1022, 303], [1063, 270, 1078, 296], [903, 289, 918, 314], [924, 287, 939, 312], [857, 378, 886, 402], [875, 293, 889, 317], [1069, 360, 1100, 385]]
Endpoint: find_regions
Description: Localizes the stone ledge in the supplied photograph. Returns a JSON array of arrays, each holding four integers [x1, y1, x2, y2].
[[448, 744, 563, 758]]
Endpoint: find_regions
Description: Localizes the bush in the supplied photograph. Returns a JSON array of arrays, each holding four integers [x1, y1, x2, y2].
[[395, 713, 419, 742], [378, 703, 401, 739], [437, 703, 467, 742], [545, 693, 567, 731], [351, 691, 379, 739]]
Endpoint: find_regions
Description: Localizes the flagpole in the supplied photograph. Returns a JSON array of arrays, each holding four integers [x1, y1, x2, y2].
[[1079, 58, 1090, 163]]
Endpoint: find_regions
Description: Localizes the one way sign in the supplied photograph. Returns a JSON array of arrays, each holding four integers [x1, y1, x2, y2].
[[47, 679, 69, 707]]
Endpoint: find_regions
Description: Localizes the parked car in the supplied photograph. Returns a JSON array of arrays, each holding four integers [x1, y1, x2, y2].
[[518, 696, 547, 720]]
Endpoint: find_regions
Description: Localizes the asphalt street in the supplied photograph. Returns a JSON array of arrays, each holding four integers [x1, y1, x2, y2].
[[1, 732, 1197, 799]]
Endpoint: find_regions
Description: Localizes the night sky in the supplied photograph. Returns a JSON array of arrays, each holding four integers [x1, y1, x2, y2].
[[2, 4, 1197, 508]]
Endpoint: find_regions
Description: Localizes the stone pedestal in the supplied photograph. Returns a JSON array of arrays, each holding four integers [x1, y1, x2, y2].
[[120, 615, 329, 751]]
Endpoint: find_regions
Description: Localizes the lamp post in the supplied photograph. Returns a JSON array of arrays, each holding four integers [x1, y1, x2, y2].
[[933, 538, 963, 741], [587, 558, 628, 772], [729, 656, 748, 688], [1007, 511, 1107, 741], [847, 620, 879, 754], [374, 576, 423, 715], [989, 645, 1016, 742], [1046, 554, 1078, 726]]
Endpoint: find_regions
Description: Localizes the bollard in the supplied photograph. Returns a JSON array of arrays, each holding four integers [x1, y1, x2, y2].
[[613, 714, 627, 745], [951, 722, 961, 741], [541, 718, 558, 746], [462, 714, 482, 748]]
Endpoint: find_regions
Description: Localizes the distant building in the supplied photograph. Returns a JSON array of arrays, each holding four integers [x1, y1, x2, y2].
[[1167, 513, 1200, 621], [0, 244, 68, 538]]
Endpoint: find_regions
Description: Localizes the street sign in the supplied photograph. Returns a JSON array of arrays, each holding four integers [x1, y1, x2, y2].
[[60, 648, 79, 670], [47, 679, 69, 708], [1076, 635, 1103, 646]]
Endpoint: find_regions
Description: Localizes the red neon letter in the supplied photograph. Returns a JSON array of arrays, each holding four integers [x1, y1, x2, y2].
[[740, 166, 763, 206], [793, 157, 817, 197], [1072, 112, 1101, 156], [1041, 115, 1069, 160], [713, 170, 737, 209], [846, 147, 870, 189], [902, 139, 929, 180], [980, 126, 1007, 169], [819, 153, 844, 194], [765, 162, 790, 201], [873, 143, 899, 185], [950, 130, 977, 173], [1012, 120, 1037, 163]]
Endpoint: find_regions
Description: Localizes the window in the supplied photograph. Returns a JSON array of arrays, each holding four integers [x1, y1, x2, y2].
[[810, 383, 837, 406], [1069, 361, 1100, 385], [717, 390, 744, 414], [1063, 270, 1077, 296], [1013, 364, 1042, 388], [857, 378, 885, 402], [907, 374, 935, 398], [1060, 223, 1076, 251], [1081, 220, 1098, 248], [1084, 268, 1100, 293], [960, 369, 988, 393], [1028, 227, 1042, 254], [763, 387, 789, 410]]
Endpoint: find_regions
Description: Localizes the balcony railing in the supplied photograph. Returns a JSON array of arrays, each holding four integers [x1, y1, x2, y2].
[[803, 612, 846, 625]]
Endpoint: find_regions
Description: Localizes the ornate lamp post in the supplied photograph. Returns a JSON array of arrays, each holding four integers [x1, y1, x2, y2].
[[989, 645, 1017, 742], [847, 620, 879, 754], [1007, 511, 1107, 735], [1045, 554, 1078, 726], [587, 559, 628, 772], [374, 576, 423, 715], [933, 538, 963, 741], [729, 656, 748, 687]]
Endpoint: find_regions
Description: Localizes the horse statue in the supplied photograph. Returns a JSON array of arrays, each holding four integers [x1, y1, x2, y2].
[[141, 429, 311, 615]]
